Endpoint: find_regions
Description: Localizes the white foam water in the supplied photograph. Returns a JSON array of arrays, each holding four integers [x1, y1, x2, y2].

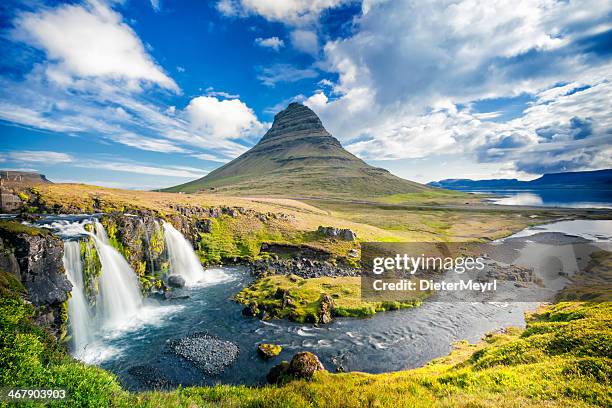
[[92, 221, 143, 329], [163, 221, 233, 286], [62, 240, 93, 358]]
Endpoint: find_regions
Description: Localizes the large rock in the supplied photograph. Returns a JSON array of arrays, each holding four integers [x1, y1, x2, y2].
[[267, 351, 326, 384], [318, 294, 335, 324], [317, 226, 357, 241], [167, 274, 186, 288], [0, 224, 71, 339]]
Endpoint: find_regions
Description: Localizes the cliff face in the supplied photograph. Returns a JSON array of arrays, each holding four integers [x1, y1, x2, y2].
[[165, 103, 430, 197], [0, 223, 70, 339]]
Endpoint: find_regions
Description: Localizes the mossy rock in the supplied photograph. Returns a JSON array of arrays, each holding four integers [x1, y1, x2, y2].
[[257, 343, 282, 359]]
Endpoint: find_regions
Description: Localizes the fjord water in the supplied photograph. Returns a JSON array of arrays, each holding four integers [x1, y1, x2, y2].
[[62, 240, 93, 357]]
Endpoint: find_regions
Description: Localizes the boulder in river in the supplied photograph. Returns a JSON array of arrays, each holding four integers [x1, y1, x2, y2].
[[267, 351, 326, 384], [257, 343, 282, 359], [167, 274, 186, 288]]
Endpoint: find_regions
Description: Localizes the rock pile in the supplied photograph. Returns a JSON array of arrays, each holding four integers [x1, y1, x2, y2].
[[167, 332, 239, 375]]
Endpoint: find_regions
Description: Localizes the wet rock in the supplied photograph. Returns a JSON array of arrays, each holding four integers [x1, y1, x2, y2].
[[257, 343, 282, 359], [242, 302, 259, 317], [167, 275, 186, 288], [167, 332, 239, 375]]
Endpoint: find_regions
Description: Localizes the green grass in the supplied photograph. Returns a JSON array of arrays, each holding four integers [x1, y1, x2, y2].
[[0, 220, 51, 237], [235, 274, 423, 323]]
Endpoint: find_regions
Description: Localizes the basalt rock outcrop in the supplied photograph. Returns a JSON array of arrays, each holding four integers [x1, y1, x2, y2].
[[0, 223, 70, 339], [165, 102, 431, 197]]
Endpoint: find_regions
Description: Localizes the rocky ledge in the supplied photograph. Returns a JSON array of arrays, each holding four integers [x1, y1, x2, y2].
[[0, 221, 71, 339], [249, 257, 359, 279], [167, 332, 239, 375]]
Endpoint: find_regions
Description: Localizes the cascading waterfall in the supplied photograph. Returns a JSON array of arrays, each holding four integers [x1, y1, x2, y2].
[[62, 240, 93, 356], [91, 221, 143, 329], [162, 221, 206, 286]]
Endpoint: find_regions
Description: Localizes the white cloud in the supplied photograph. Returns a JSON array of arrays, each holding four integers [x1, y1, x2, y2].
[[290, 29, 318, 55], [299, 0, 612, 175], [77, 161, 207, 178], [257, 64, 318, 87], [186, 96, 264, 140], [217, 0, 347, 23], [205, 87, 240, 99], [255, 36, 285, 51], [109, 133, 190, 154], [193, 153, 230, 163], [14, 1, 178, 91], [8, 150, 73, 164], [150, 0, 161, 12]]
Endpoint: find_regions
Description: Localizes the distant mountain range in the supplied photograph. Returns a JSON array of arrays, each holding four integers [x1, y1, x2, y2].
[[429, 169, 612, 191], [165, 103, 432, 198]]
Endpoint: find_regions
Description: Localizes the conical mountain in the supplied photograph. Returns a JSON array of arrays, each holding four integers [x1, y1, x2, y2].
[[166, 103, 431, 198]]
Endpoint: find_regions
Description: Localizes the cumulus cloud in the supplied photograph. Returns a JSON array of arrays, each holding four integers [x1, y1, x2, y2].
[[301, 0, 612, 175], [1, 1, 266, 162], [254, 36, 285, 51], [186, 96, 264, 140], [13, 0, 177, 91]]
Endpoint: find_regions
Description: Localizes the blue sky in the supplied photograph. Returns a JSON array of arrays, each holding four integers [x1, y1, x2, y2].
[[0, 0, 610, 189]]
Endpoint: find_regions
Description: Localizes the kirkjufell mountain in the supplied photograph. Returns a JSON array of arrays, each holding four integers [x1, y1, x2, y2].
[[166, 103, 431, 197]]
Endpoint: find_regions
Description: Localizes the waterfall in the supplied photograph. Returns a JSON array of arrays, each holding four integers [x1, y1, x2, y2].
[[63, 240, 93, 356], [91, 221, 143, 329], [162, 221, 207, 286]]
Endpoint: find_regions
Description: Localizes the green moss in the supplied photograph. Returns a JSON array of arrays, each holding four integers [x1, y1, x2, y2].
[[235, 275, 421, 323], [80, 238, 102, 303], [0, 220, 51, 237]]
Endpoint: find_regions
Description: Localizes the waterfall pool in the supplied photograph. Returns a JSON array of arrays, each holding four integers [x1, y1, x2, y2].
[[38, 217, 611, 390]]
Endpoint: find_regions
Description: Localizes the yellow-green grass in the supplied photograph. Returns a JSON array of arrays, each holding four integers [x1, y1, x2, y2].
[[20, 183, 571, 246], [235, 275, 423, 323]]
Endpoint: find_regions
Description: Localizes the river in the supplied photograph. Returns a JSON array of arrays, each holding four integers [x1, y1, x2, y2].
[[68, 219, 608, 391]]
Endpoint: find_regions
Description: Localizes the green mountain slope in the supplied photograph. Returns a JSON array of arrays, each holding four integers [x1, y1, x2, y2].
[[165, 103, 432, 198]]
